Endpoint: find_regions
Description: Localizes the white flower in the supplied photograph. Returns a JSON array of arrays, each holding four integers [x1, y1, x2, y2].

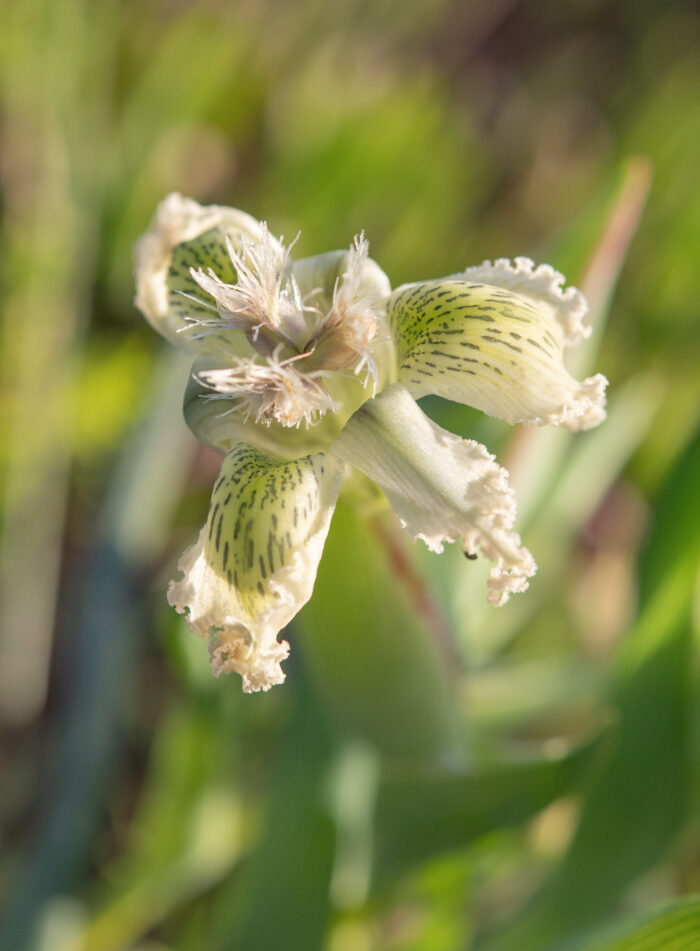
[[135, 193, 607, 692]]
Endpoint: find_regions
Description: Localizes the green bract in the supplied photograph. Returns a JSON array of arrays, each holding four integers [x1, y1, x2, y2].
[[135, 194, 607, 692]]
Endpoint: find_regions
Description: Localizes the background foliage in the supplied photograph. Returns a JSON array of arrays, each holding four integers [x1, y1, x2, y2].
[[1, 1, 699, 949]]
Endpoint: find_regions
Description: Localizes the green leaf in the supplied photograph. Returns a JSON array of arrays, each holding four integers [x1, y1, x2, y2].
[[297, 499, 456, 759], [208, 683, 336, 951], [559, 896, 700, 951], [373, 728, 606, 885], [478, 425, 700, 951]]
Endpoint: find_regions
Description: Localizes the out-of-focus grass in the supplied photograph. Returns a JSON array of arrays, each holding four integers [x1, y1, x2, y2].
[[1, 2, 699, 950]]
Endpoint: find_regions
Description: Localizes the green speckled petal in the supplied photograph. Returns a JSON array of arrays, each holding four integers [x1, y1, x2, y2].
[[168, 445, 344, 691], [163, 227, 250, 354], [389, 277, 607, 431], [135, 193, 275, 352], [449, 257, 592, 347]]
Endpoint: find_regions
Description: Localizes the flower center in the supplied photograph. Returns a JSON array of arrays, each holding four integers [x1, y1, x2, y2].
[[183, 229, 383, 428]]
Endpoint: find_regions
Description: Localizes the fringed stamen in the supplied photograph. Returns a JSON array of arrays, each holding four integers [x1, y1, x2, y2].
[[309, 233, 383, 389], [196, 347, 339, 428], [185, 226, 315, 348]]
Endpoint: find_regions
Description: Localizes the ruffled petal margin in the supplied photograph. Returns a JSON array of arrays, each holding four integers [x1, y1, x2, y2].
[[168, 445, 344, 691], [452, 257, 590, 347], [332, 384, 536, 606], [389, 267, 607, 431]]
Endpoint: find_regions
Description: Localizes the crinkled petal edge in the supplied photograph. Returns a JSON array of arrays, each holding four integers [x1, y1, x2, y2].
[[409, 430, 537, 606], [453, 256, 590, 347], [332, 384, 537, 607], [167, 527, 293, 693]]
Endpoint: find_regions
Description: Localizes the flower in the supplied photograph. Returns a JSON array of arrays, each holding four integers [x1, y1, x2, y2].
[[135, 193, 607, 692]]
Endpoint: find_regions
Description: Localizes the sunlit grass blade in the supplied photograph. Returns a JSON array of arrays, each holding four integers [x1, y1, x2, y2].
[[509, 157, 653, 521]]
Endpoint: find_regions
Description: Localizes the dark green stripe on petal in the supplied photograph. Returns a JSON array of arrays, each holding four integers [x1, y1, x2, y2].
[[389, 280, 607, 430], [167, 227, 239, 323], [168, 445, 344, 692], [135, 193, 273, 352]]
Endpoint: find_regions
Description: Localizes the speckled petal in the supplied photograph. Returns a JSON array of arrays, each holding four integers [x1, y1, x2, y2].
[[168, 445, 344, 691], [451, 257, 591, 347], [333, 384, 536, 606], [135, 193, 276, 351], [389, 274, 607, 431]]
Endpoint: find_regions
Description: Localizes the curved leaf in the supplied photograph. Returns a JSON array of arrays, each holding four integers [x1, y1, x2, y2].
[[478, 426, 700, 951], [560, 896, 700, 951]]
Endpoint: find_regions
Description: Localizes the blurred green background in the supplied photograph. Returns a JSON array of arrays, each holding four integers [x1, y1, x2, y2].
[[1, 1, 699, 949]]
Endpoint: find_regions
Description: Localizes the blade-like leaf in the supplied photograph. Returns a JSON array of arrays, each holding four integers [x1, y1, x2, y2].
[[558, 896, 700, 951], [297, 499, 456, 759], [373, 728, 606, 885], [208, 683, 336, 951], [478, 425, 700, 950]]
